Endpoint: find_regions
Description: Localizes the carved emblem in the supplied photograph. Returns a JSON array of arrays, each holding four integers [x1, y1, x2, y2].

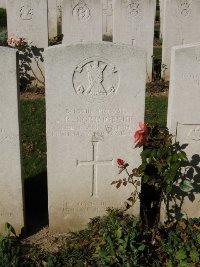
[[176, 0, 192, 21], [73, 58, 119, 101], [127, 0, 141, 17], [20, 4, 33, 20], [72, 0, 91, 20], [188, 127, 200, 141]]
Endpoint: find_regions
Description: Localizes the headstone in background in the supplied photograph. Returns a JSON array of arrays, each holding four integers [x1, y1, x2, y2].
[[57, 0, 63, 26], [113, 0, 156, 81], [103, 0, 113, 38], [159, 0, 164, 39], [48, 0, 57, 39], [0, 47, 24, 234], [62, 0, 103, 43], [162, 0, 200, 80], [6, 0, 48, 88], [165, 43, 200, 220], [0, 0, 6, 8], [45, 43, 146, 232]]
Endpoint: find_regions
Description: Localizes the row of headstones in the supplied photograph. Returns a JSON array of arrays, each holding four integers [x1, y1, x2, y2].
[[1, 40, 200, 234], [160, 0, 200, 80], [2, 0, 156, 84]]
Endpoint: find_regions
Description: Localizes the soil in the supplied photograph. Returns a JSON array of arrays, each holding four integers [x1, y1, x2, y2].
[[21, 226, 69, 253]]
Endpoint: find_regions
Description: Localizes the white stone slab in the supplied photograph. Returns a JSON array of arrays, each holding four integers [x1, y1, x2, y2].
[[162, 0, 200, 81], [0, 0, 6, 8], [166, 43, 200, 219], [159, 0, 164, 39], [62, 0, 103, 44], [113, 0, 156, 81], [0, 47, 24, 234], [6, 0, 48, 87], [103, 0, 113, 37], [48, 0, 57, 39], [45, 42, 146, 232]]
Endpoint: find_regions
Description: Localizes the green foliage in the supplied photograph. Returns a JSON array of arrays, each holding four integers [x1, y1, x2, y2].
[[0, 216, 199, 266], [0, 8, 7, 28], [158, 218, 200, 266]]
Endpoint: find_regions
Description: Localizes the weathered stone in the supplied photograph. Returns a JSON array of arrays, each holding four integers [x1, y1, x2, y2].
[[0, 0, 6, 8], [48, 0, 57, 39], [0, 47, 24, 234], [166, 43, 200, 220], [162, 0, 200, 80], [113, 0, 156, 81], [103, 0, 113, 38], [62, 0, 103, 43], [6, 0, 48, 88], [45, 43, 146, 232]]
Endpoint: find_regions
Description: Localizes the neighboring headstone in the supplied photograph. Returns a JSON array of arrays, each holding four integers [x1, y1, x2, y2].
[[6, 0, 48, 88], [48, 0, 57, 39], [159, 0, 164, 39], [103, 0, 113, 38], [0, 0, 6, 8], [162, 0, 200, 80], [0, 47, 24, 234], [62, 0, 103, 43], [166, 43, 200, 220], [45, 43, 146, 232], [113, 0, 156, 81], [57, 0, 62, 25]]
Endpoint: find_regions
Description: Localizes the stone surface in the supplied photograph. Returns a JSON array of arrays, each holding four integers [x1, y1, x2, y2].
[[62, 0, 103, 43], [166, 43, 200, 220], [0, 47, 24, 234], [48, 0, 57, 39], [162, 0, 200, 80], [6, 0, 48, 88], [159, 0, 164, 39], [0, 0, 6, 8], [45, 42, 146, 232], [113, 0, 156, 81], [103, 0, 113, 37]]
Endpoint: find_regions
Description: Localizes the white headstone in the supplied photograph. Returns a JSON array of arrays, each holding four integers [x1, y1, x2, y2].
[[45, 42, 146, 232], [162, 0, 200, 80], [103, 0, 113, 37], [0, 0, 6, 8], [6, 0, 48, 87], [113, 0, 156, 81], [62, 0, 103, 44], [166, 43, 200, 219], [0, 47, 24, 234], [159, 0, 164, 39], [48, 0, 57, 39]]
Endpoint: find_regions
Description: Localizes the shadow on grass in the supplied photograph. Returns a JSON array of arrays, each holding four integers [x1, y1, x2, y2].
[[24, 171, 48, 235]]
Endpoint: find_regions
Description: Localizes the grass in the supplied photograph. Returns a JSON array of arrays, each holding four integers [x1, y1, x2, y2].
[[19, 95, 168, 180], [145, 95, 168, 127], [20, 99, 46, 180]]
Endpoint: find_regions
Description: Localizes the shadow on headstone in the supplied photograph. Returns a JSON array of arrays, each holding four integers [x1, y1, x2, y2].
[[167, 152, 200, 221], [19, 44, 44, 91], [24, 171, 48, 235]]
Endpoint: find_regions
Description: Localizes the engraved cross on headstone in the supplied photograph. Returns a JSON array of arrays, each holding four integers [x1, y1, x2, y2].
[[77, 141, 114, 198]]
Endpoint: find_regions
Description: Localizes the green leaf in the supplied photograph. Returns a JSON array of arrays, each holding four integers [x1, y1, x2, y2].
[[175, 249, 187, 261], [116, 227, 122, 239], [180, 180, 194, 192], [190, 250, 199, 262], [138, 244, 145, 251]]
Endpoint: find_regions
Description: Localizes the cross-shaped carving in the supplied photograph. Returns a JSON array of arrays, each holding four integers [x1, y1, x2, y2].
[[77, 141, 114, 197]]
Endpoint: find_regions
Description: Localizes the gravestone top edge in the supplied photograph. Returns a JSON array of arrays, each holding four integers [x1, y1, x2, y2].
[[45, 42, 147, 56]]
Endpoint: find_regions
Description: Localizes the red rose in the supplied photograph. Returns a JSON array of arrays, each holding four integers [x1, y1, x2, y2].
[[134, 122, 149, 145], [117, 159, 124, 166]]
